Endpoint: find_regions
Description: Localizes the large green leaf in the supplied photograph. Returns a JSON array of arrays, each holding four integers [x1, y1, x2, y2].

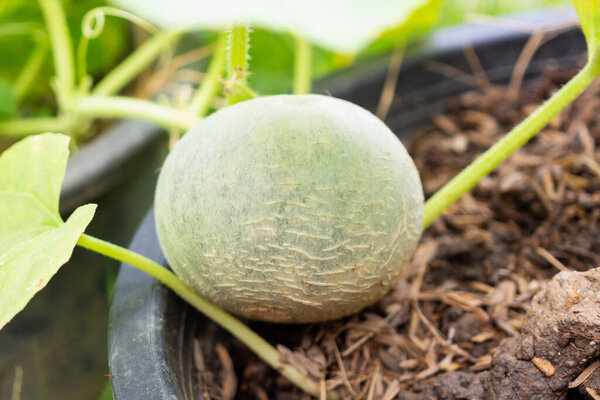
[[111, 0, 440, 53], [0, 133, 96, 329]]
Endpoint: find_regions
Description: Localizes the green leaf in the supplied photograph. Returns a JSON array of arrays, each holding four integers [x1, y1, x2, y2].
[[0, 133, 96, 328], [111, 0, 441, 53], [0, 133, 68, 214], [0, 80, 16, 116], [571, 0, 600, 56], [361, 0, 444, 56]]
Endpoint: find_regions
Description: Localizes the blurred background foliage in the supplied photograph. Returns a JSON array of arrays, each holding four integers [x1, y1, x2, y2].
[[246, 0, 568, 94], [0, 0, 128, 119], [0, 0, 569, 120]]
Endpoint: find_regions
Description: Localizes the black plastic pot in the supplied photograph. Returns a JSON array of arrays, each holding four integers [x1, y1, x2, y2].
[[108, 9, 585, 399], [0, 121, 168, 399]]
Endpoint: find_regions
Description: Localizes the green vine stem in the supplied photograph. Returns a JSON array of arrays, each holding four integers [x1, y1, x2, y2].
[[77, 35, 90, 86], [293, 34, 312, 94], [0, 117, 74, 138], [76, 233, 335, 399], [228, 26, 249, 83], [76, 96, 200, 132], [14, 39, 49, 102], [0, 96, 200, 137], [92, 30, 183, 97], [38, 0, 75, 106], [226, 25, 257, 104], [422, 58, 600, 228], [188, 33, 228, 116]]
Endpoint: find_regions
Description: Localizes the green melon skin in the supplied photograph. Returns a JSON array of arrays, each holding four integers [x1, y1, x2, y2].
[[155, 94, 423, 323]]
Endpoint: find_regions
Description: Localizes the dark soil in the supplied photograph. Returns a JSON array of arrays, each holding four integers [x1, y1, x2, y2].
[[192, 66, 600, 400]]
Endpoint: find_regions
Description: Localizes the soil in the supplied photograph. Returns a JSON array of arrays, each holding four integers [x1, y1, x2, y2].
[[191, 66, 600, 400]]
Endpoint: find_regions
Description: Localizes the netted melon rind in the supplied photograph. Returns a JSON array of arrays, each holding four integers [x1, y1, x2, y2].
[[155, 95, 423, 323]]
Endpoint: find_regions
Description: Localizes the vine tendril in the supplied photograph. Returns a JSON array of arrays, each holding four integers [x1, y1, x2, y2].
[[81, 7, 158, 39], [77, 7, 162, 85]]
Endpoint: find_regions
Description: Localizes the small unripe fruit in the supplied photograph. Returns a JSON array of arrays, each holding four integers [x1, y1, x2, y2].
[[155, 94, 423, 323]]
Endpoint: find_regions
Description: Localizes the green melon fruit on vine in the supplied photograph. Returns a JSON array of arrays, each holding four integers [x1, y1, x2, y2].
[[155, 94, 423, 323]]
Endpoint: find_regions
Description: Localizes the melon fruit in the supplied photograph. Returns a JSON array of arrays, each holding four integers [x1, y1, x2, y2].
[[155, 94, 423, 323]]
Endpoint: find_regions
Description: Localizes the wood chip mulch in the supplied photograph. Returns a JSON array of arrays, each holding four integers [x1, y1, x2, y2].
[[192, 65, 600, 400]]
